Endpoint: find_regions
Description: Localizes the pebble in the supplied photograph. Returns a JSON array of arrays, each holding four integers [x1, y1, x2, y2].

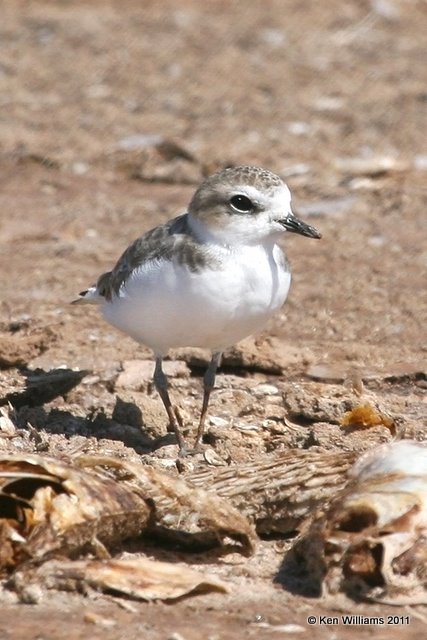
[[18, 583, 44, 604], [370, 0, 400, 20], [260, 28, 287, 48], [204, 448, 227, 466], [281, 163, 311, 177], [71, 161, 89, 175], [209, 416, 228, 427], [253, 384, 279, 396], [313, 96, 345, 111], [367, 235, 386, 248], [84, 611, 117, 627], [117, 133, 163, 151], [414, 154, 427, 171], [287, 121, 312, 136], [235, 422, 260, 432]]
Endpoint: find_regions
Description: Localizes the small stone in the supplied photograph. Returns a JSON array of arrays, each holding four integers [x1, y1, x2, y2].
[[414, 154, 427, 171], [306, 364, 347, 383], [287, 121, 312, 136], [204, 448, 227, 466], [306, 364, 380, 384], [313, 96, 345, 111], [19, 583, 44, 604], [167, 633, 188, 640], [253, 384, 279, 396], [260, 28, 286, 48], [370, 0, 400, 20], [84, 611, 117, 627], [117, 133, 163, 151], [154, 444, 181, 460], [235, 422, 260, 432], [367, 235, 386, 247], [281, 163, 311, 177], [71, 161, 89, 175], [209, 416, 228, 427], [82, 374, 100, 385]]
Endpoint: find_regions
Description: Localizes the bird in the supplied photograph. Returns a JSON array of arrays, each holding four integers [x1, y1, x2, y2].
[[73, 165, 321, 453]]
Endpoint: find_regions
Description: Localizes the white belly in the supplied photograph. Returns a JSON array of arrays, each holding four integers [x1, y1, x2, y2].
[[102, 243, 290, 354]]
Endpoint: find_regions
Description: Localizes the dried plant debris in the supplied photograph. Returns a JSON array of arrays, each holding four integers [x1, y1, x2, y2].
[[188, 448, 358, 534], [0, 454, 151, 570], [0, 406, 16, 437], [13, 557, 229, 603], [295, 441, 427, 604], [85, 457, 256, 553], [340, 403, 395, 432], [0, 454, 255, 575]]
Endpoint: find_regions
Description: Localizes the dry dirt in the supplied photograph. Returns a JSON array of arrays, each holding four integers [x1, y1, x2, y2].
[[0, 1, 426, 638]]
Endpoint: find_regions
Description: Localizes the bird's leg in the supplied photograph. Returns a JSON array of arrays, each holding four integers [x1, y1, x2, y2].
[[153, 356, 186, 450], [194, 351, 222, 448]]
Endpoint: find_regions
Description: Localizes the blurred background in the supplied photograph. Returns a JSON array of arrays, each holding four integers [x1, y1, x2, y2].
[[1, 0, 426, 173]]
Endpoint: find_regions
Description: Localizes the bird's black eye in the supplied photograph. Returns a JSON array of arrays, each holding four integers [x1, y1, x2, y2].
[[229, 194, 254, 213]]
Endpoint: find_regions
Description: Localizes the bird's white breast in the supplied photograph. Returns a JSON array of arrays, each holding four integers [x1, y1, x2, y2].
[[102, 241, 290, 355]]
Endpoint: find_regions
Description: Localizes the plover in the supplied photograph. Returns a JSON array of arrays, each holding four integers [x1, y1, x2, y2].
[[74, 166, 321, 451]]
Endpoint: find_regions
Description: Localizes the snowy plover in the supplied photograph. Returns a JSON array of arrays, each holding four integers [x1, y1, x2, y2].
[[74, 166, 321, 451]]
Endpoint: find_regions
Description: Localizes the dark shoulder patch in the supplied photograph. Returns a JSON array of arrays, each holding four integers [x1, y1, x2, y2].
[[97, 214, 219, 299]]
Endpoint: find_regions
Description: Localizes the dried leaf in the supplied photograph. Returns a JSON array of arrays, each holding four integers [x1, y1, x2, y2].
[[340, 403, 395, 432], [19, 557, 229, 601], [0, 406, 16, 436]]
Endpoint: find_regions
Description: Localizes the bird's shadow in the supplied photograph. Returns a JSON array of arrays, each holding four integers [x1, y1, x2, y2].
[[6, 367, 171, 453], [273, 539, 323, 598]]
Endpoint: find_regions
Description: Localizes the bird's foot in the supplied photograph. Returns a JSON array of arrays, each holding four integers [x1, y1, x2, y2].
[[177, 441, 205, 458]]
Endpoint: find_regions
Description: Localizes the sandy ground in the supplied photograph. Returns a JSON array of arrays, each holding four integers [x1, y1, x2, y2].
[[0, 0, 426, 638]]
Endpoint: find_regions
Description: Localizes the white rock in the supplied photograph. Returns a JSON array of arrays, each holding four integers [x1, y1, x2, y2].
[[117, 134, 163, 151], [209, 416, 228, 428], [253, 384, 279, 396]]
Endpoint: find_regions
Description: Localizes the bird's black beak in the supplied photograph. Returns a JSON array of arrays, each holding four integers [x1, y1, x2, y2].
[[280, 214, 322, 239]]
